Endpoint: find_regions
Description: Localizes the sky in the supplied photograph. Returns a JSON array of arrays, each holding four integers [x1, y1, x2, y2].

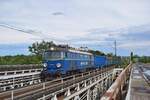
[[0, 0, 150, 56]]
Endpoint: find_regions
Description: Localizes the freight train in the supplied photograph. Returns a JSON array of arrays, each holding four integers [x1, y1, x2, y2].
[[40, 47, 115, 81]]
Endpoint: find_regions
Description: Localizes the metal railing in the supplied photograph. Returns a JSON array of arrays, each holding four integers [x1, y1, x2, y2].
[[0, 69, 42, 92], [0, 68, 42, 76], [0, 64, 42, 71], [101, 63, 132, 100]]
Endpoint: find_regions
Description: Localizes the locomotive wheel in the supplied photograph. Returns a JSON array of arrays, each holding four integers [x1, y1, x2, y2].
[[40, 73, 46, 82], [56, 73, 61, 78]]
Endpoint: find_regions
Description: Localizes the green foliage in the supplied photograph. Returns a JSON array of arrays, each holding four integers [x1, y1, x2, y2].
[[120, 56, 130, 68], [138, 56, 150, 63], [107, 53, 114, 57], [132, 54, 150, 63], [29, 40, 56, 55], [88, 50, 105, 56], [0, 55, 42, 65]]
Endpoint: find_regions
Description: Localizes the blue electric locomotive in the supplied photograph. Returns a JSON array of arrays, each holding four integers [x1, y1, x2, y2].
[[41, 48, 109, 80]]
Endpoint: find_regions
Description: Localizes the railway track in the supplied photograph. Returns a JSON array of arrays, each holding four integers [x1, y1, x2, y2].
[[0, 66, 115, 100]]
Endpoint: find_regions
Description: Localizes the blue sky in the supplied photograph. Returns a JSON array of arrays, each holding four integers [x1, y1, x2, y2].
[[0, 0, 150, 56]]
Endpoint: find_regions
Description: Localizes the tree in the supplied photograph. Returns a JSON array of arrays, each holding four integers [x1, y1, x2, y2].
[[107, 53, 114, 57], [28, 41, 56, 55], [139, 56, 150, 63], [130, 52, 133, 62], [88, 50, 105, 56], [0, 55, 42, 65]]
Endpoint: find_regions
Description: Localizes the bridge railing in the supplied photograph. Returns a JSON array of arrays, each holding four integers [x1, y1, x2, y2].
[[101, 63, 132, 100], [0, 64, 42, 71], [0, 68, 42, 76]]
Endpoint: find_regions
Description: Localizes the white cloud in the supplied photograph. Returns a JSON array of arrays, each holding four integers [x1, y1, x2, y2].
[[0, 0, 150, 55], [0, 26, 41, 44], [119, 41, 150, 49]]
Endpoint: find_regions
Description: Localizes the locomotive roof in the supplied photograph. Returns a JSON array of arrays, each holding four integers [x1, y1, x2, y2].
[[68, 49, 93, 55], [45, 49, 93, 55]]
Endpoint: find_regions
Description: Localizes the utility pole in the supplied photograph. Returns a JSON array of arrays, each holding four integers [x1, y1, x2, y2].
[[114, 40, 118, 67], [114, 40, 117, 57]]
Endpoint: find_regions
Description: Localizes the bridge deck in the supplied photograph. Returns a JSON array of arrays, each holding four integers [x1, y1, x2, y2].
[[126, 64, 150, 100]]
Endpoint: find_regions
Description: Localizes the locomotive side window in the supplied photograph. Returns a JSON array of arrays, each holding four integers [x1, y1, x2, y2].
[[67, 52, 71, 59], [77, 54, 80, 59], [65, 51, 92, 61], [44, 51, 62, 60], [65, 52, 67, 58], [80, 54, 83, 59]]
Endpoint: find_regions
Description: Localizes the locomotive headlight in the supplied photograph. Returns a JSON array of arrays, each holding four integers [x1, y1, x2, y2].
[[56, 63, 61, 68], [50, 47, 54, 50], [43, 63, 47, 67]]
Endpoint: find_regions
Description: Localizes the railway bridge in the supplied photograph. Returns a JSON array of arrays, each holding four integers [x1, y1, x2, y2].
[[0, 64, 133, 100]]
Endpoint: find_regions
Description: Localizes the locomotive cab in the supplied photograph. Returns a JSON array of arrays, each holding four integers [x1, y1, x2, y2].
[[41, 50, 65, 80]]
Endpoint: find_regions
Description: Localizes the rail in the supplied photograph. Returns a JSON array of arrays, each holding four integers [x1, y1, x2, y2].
[[101, 63, 132, 100]]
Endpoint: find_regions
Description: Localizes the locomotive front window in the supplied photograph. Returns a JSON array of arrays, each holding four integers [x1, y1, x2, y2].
[[44, 51, 62, 60]]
